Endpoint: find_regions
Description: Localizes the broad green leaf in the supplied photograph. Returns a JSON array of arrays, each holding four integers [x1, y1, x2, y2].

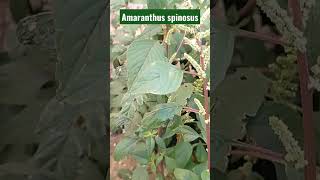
[[237, 38, 275, 67], [114, 137, 138, 161], [132, 166, 148, 180], [165, 156, 177, 171], [33, 1, 108, 179], [214, 68, 269, 140], [179, 125, 201, 142], [163, 116, 183, 139], [195, 144, 208, 163], [175, 142, 193, 168], [131, 143, 149, 165], [174, 168, 200, 180], [137, 25, 162, 40], [169, 83, 194, 106], [0, 48, 54, 104], [127, 39, 183, 95], [192, 162, 207, 176], [142, 103, 181, 128], [212, 21, 235, 89]]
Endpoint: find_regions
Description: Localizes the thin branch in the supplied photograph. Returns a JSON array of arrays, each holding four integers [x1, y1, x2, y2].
[[183, 70, 198, 76], [239, 0, 256, 17], [230, 150, 285, 164], [197, 35, 210, 169], [237, 29, 286, 45], [231, 141, 284, 159], [183, 107, 200, 113], [288, 1, 316, 179]]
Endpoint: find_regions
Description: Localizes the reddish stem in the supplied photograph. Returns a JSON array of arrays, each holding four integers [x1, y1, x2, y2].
[[288, 1, 316, 180], [231, 150, 285, 164], [239, 0, 256, 17], [231, 141, 284, 159], [197, 36, 210, 169], [237, 29, 286, 45], [183, 70, 198, 76], [183, 107, 200, 113]]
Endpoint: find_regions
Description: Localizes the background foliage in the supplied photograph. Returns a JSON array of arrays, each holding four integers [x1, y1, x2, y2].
[[0, 0, 108, 180]]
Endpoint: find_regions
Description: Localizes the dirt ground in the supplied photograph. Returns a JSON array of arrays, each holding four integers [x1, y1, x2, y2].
[[110, 133, 137, 180]]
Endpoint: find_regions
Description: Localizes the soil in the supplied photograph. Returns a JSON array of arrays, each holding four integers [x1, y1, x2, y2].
[[110, 133, 137, 180]]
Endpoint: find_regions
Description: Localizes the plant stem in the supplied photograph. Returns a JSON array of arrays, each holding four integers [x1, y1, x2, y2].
[[231, 141, 284, 159], [237, 29, 286, 45], [183, 107, 200, 113], [183, 70, 198, 76], [239, 0, 256, 17], [230, 150, 285, 164], [197, 36, 210, 169], [288, 1, 316, 179], [154, 25, 170, 176]]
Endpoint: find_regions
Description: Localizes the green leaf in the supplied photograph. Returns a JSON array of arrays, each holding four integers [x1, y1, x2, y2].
[[146, 137, 155, 156], [192, 162, 207, 176], [147, 0, 167, 9], [142, 103, 181, 129], [175, 142, 193, 168], [127, 39, 183, 95], [0, 48, 54, 104], [33, 1, 108, 179], [132, 166, 148, 180], [201, 170, 210, 180], [155, 136, 166, 149], [237, 38, 275, 67], [214, 68, 269, 140], [114, 137, 138, 161], [195, 144, 208, 163], [174, 168, 200, 180], [137, 25, 162, 40], [131, 143, 149, 165], [165, 156, 177, 171], [179, 125, 201, 142], [213, 22, 235, 89], [169, 83, 194, 106]]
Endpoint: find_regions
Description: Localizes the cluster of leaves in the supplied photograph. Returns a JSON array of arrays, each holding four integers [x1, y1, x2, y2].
[[213, 0, 320, 180], [1, 0, 107, 180], [110, 0, 210, 179]]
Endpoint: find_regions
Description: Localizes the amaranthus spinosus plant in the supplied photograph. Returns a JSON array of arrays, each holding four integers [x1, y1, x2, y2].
[[110, 0, 210, 179]]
